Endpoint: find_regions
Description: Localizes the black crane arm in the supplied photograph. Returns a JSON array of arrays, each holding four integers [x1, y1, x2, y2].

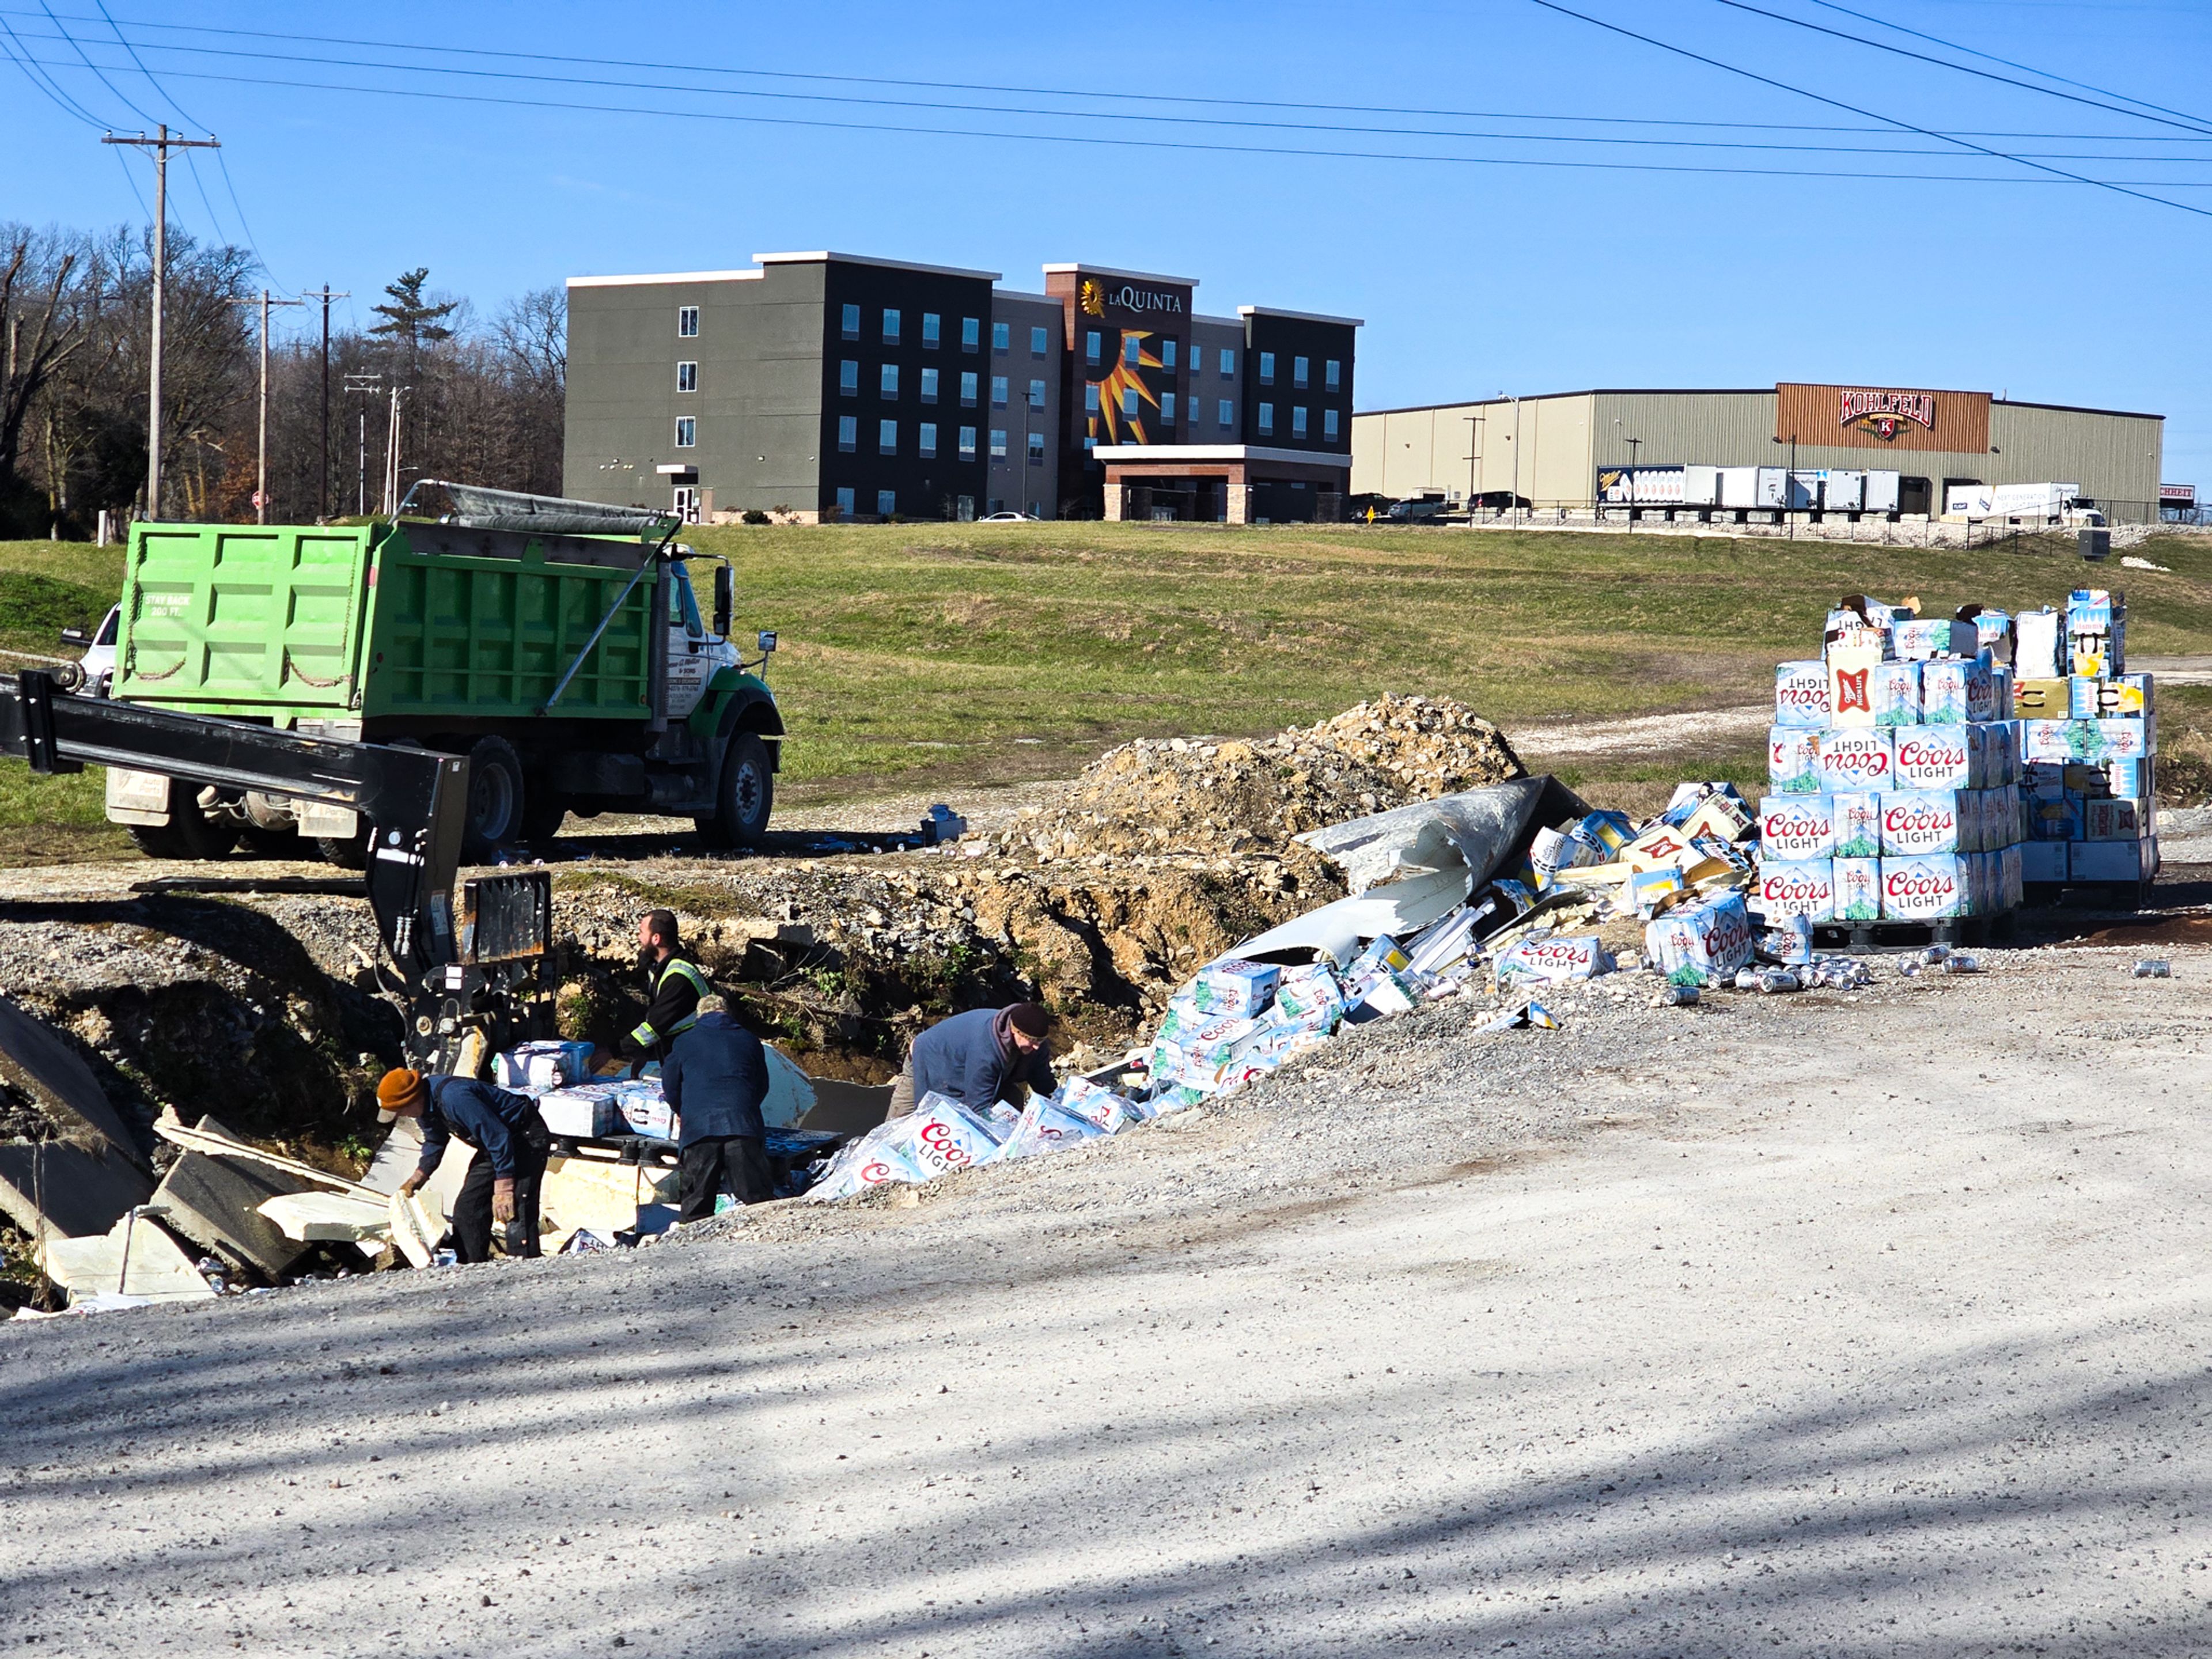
[[0, 669, 470, 978]]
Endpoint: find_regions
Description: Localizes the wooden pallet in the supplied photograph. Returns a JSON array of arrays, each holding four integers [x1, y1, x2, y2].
[[1810, 910, 2019, 955]]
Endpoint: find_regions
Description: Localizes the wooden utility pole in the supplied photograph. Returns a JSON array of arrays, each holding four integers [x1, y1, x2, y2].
[[300, 286, 349, 518], [229, 290, 302, 523], [103, 125, 221, 521]]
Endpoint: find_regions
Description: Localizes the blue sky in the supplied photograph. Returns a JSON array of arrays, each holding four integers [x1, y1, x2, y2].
[[7, 0, 2210, 489]]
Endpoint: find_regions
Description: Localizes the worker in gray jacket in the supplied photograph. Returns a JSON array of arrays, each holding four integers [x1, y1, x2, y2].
[[888, 1002, 1056, 1118]]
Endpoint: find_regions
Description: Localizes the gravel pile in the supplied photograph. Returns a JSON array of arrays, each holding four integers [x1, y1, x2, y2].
[[994, 695, 1524, 861]]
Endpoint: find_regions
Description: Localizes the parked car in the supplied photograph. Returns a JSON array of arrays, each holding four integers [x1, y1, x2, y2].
[[980, 510, 1040, 521], [1386, 497, 1451, 522], [62, 604, 120, 696]]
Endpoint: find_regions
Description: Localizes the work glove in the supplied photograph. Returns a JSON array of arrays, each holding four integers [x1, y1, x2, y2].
[[493, 1177, 517, 1224], [399, 1171, 426, 1198]]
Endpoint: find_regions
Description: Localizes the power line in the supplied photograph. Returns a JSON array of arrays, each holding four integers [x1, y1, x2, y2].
[[12, 44, 2212, 191], [12, 5, 2211, 145], [13, 24, 2212, 164], [1706, 0, 2212, 138], [0, 10, 107, 124], [1524, 0, 2212, 218], [1801, 0, 2212, 132]]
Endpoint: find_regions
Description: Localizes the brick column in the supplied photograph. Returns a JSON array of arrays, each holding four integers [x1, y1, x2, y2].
[[1228, 484, 1253, 524], [1104, 483, 1127, 522]]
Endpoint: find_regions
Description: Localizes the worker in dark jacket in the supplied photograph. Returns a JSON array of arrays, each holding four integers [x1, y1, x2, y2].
[[888, 1002, 1056, 1118], [380, 1067, 551, 1263], [664, 994, 774, 1222], [621, 908, 710, 1071]]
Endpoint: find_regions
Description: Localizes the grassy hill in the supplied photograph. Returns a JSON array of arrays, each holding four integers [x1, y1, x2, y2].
[[1, 521, 2205, 861]]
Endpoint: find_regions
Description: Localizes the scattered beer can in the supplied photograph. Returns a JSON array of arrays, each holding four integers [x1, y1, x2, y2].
[[2134, 960, 2172, 979]]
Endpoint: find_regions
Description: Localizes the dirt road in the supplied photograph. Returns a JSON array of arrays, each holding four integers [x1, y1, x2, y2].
[[6, 930, 2210, 1657]]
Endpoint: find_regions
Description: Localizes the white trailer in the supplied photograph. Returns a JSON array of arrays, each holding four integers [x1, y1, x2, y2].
[[1863, 471, 1902, 513]]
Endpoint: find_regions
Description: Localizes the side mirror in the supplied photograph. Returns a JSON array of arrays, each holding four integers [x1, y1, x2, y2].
[[59, 627, 88, 646], [756, 630, 777, 656], [713, 563, 733, 639]]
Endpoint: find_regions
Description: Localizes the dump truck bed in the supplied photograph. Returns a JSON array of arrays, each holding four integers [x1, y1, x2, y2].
[[114, 520, 663, 725]]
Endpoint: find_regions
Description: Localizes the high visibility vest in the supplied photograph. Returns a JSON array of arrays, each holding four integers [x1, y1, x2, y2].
[[628, 956, 711, 1050]]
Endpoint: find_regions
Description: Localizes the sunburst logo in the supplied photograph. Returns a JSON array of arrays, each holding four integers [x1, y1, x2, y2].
[[1078, 279, 1105, 318], [1089, 330, 1161, 446]]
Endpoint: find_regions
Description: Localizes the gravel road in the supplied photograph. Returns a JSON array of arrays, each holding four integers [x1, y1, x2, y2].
[[6, 930, 2210, 1657]]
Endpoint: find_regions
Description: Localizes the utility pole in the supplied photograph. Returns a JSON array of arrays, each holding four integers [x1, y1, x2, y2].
[[344, 372, 381, 516], [229, 290, 302, 523], [382, 384, 410, 515], [301, 286, 349, 518], [103, 125, 221, 521]]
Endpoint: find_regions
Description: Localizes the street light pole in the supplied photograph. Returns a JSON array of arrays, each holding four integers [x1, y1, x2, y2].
[[344, 372, 382, 516]]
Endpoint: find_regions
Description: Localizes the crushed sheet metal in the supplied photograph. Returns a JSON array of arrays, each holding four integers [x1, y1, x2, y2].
[[1296, 775, 1592, 895]]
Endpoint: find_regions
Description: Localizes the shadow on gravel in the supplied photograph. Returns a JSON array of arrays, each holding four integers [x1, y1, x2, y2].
[[3, 1226, 2206, 1656]]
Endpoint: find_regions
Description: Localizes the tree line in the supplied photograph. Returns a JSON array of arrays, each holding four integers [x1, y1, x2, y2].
[[0, 219, 564, 538]]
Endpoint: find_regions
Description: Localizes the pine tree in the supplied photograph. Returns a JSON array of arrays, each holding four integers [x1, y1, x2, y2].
[[369, 268, 456, 353]]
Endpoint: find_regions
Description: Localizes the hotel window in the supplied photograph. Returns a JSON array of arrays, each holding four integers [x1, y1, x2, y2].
[[1191, 344, 1204, 374], [962, 316, 980, 351], [1219, 347, 1236, 378], [838, 414, 857, 452], [960, 425, 978, 458], [676, 361, 698, 393], [1122, 388, 1139, 418], [1162, 339, 1177, 370], [1031, 325, 1048, 355], [1292, 406, 1308, 438], [1324, 408, 1340, 441], [840, 304, 859, 340], [993, 321, 1010, 353], [836, 485, 855, 516], [877, 488, 896, 517], [1084, 435, 1097, 451], [880, 363, 899, 399], [919, 422, 938, 459], [1028, 378, 1046, 408], [1325, 358, 1342, 392], [922, 312, 941, 348], [986, 374, 1003, 407], [1293, 355, 1309, 391], [1124, 335, 1141, 368], [1258, 403, 1275, 436], [1259, 351, 1275, 385], [1028, 431, 1046, 465], [878, 418, 897, 455], [673, 416, 696, 448], [1161, 392, 1177, 426], [1218, 399, 1235, 429], [881, 308, 900, 344], [921, 366, 940, 405], [838, 359, 858, 396], [677, 305, 699, 338], [1085, 385, 1100, 414], [1085, 330, 1101, 365], [990, 429, 1009, 460]]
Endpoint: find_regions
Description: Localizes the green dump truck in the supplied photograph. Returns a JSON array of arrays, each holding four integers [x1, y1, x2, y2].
[[103, 486, 783, 863]]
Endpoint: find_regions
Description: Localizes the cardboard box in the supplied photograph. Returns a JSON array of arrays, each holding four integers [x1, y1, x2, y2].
[[1193, 960, 1281, 1020], [2068, 673, 2154, 718], [2012, 678, 2069, 718], [1972, 609, 2013, 665], [1815, 728, 1895, 791], [537, 1084, 626, 1140], [2104, 757, 2154, 797], [2014, 609, 2063, 681], [1833, 857, 1881, 922], [1768, 726, 1823, 794], [1753, 861, 1835, 922], [1881, 854, 1976, 919], [2027, 796, 2082, 842], [1895, 617, 1979, 661], [1868, 660, 1921, 726], [1495, 934, 1615, 987], [1774, 660, 1830, 728], [1626, 822, 1698, 872], [2069, 837, 2150, 884], [1921, 658, 1997, 725], [1645, 892, 1755, 987], [1759, 795, 1836, 861], [2021, 717, 2157, 764], [1683, 794, 1755, 844], [2066, 589, 2124, 677], [2020, 841, 2066, 883], [1880, 790, 1968, 857], [2083, 798, 2145, 840], [1892, 726, 1972, 790]]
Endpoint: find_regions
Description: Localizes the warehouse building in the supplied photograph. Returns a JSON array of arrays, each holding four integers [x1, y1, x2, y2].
[[1351, 385, 2165, 522], [563, 253, 1358, 523]]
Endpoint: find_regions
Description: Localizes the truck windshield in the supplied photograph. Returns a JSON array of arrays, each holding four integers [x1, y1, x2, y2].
[[668, 567, 705, 638]]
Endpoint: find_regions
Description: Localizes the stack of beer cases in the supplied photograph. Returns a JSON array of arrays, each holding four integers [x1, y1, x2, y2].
[[1759, 599, 2025, 924], [2013, 590, 2157, 885]]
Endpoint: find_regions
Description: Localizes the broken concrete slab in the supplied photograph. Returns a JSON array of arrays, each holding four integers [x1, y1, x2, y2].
[[0, 993, 143, 1162], [41, 1209, 217, 1306], [257, 1190, 391, 1243], [145, 1116, 316, 1280], [0, 1141, 155, 1246]]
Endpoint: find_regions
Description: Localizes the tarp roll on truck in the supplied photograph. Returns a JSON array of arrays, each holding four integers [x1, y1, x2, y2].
[[101, 483, 784, 863]]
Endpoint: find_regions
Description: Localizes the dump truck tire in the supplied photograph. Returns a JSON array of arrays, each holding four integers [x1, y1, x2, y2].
[[240, 824, 301, 858], [461, 736, 527, 862], [316, 830, 369, 870], [697, 732, 773, 850], [127, 823, 188, 859], [169, 782, 239, 861], [519, 793, 567, 847]]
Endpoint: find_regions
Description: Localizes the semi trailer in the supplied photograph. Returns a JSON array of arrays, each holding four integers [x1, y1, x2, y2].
[[100, 483, 783, 864]]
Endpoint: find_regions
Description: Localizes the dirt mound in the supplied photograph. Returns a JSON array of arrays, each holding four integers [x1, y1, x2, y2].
[[998, 695, 1523, 860]]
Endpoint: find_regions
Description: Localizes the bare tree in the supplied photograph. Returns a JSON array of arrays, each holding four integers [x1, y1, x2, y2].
[[0, 226, 99, 532]]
